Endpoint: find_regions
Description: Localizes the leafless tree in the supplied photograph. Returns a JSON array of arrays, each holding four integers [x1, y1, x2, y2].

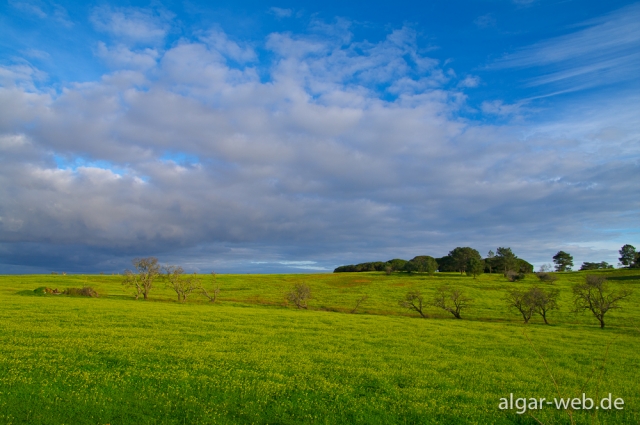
[[164, 266, 200, 302], [505, 289, 535, 323], [573, 275, 632, 328], [122, 257, 161, 300], [529, 286, 560, 324], [432, 286, 472, 319], [399, 291, 427, 318], [350, 295, 369, 314], [287, 283, 311, 309], [201, 271, 221, 303]]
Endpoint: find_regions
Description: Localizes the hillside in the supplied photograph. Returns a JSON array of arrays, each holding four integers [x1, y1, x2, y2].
[[0, 270, 638, 424]]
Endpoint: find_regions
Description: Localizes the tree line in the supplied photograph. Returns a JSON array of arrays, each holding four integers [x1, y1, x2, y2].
[[335, 244, 640, 274], [334, 246, 533, 277]]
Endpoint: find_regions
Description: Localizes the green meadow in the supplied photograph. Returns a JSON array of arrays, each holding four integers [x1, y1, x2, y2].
[[0, 270, 638, 424]]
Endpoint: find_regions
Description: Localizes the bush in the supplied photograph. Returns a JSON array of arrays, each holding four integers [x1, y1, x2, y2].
[[63, 287, 99, 297], [33, 287, 60, 296], [505, 270, 525, 282], [287, 284, 311, 309], [535, 272, 558, 284]]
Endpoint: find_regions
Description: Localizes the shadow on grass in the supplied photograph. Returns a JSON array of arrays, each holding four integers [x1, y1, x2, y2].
[[606, 275, 640, 282]]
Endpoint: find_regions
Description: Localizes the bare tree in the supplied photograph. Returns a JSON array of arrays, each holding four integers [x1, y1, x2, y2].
[[123, 257, 161, 300], [164, 266, 200, 302], [505, 289, 535, 323], [573, 275, 632, 328], [287, 283, 311, 309], [529, 287, 560, 324], [399, 291, 427, 318], [350, 295, 369, 314], [201, 271, 221, 303], [432, 286, 472, 319]]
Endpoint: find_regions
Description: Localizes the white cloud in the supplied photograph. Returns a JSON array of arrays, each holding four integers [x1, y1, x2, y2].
[[96, 42, 159, 70], [457, 75, 480, 88], [90, 6, 172, 44], [269, 7, 293, 18], [481, 100, 525, 117]]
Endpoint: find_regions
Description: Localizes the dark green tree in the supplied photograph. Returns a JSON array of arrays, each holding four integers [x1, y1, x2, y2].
[[486, 250, 495, 273], [386, 258, 408, 272], [553, 251, 574, 272], [495, 247, 518, 275], [435, 255, 456, 272], [448, 247, 482, 274], [618, 244, 637, 267], [580, 261, 614, 271], [466, 257, 484, 279], [404, 256, 438, 275]]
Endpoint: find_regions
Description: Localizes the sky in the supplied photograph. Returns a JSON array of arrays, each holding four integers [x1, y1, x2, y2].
[[0, 0, 639, 274]]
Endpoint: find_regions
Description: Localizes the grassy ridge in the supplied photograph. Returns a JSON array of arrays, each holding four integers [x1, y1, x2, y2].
[[0, 270, 639, 424]]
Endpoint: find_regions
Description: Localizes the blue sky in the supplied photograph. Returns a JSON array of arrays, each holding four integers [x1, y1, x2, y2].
[[0, 0, 639, 273]]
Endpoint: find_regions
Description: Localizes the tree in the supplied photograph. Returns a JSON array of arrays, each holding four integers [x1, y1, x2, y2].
[[529, 287, 560, 325], [287, 283, 311, 309], [505, 289, 535, 323], [404, 256, 438, 275], [466, 258, 484, 279], [495, 247, 518, 275], [448, 247, 482, 274], [386, 258, 408, 272], [432, 287, 471, 319], [122, 257, 161, 300], [201, 271, 221, 303], [553, 251, 573, 272], [399, 291, 427, 318], [486, 250, 495, 273], [538, 264, 553, 273], [619, 244, 637, 267], [164, 266, 200, 302], [435, 255, 456, 272], [573, 275, 632, 328], [580, 261, 614, 271], [350, 295, 369, 314]]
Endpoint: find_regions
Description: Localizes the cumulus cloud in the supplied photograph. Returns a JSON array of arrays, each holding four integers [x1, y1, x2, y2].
[[1, 12, 639, 273], [90, 5, 172, 44]]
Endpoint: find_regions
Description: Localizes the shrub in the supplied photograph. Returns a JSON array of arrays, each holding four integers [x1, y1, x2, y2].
[[63, 287, 99, 297], [536, 272, 558, 284], [505, 270, 525, 282], [287, 284, 311, 309]]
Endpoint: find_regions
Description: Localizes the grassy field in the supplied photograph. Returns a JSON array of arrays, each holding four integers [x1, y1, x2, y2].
[[0, 270, 638, 424]]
